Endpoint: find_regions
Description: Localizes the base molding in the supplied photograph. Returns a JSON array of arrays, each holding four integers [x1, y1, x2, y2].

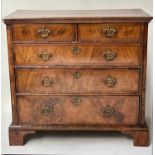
[[9, 123, 149, 146]]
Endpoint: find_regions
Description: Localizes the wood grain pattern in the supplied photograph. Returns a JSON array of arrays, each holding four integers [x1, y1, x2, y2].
[[9, 123, 149, 146], [18, 96, 139, 125], [79, 24, 142, 43], [6, 25, 18, 124], [4, 9, 152, 146], [139, 23, 148, 124], [16, 69, 140, 94], [12, 24, 75, 42], [14, 44, 141, 66], [9, 126, 35, 145], [3, 9, 153, 24], [122, 129, 149, 146]]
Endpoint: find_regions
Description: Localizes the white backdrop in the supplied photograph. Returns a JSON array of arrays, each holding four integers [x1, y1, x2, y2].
[[1, 0, 153, 154]]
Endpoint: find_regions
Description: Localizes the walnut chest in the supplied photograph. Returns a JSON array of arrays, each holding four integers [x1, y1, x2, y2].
[[3, 9, 152, 146]]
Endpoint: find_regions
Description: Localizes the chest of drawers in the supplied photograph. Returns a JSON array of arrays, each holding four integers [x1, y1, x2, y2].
[[3, 9, 152, 146]]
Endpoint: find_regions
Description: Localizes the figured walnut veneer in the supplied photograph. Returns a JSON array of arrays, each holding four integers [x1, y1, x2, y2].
[[3, 9, 152, 146], [12, 24, 75, 42], [18, 96, 139, 125], [14, 44, 141, 66], [16, 69, 140, 94]]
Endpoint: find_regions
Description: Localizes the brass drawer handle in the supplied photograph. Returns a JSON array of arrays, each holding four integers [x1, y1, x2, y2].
[[41, 107, 53, 115], [38, 26, 51, 38], [103, 26, 117, 37], [101, 105, 115, 117], [38, 51, 52, 61], [42, 77, 53, 87], [71, 97, 82, 106], [72, 47, 80, 54], [103, 75, 117, 87], [72, 71, 82, 79], [103, 50, 117, 61]]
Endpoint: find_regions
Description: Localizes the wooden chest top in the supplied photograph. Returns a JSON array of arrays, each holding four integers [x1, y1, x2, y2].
[[3, 9, 152, 23]]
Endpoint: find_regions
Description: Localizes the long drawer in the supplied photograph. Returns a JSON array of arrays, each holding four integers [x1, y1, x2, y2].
[[18, 96, 139, 125], [14, 44, 141, 66], [78, 24, 142, 43], [16, 69, 140, 94], [12, 24, 75, 42]]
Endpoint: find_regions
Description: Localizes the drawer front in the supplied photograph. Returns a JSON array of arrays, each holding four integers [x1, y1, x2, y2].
[[14, 44, 141, 66], [12, 24, 75, 42], [18, 96, 139, 125], [79, 24, 142, 42], [16, 69, 139, 94]]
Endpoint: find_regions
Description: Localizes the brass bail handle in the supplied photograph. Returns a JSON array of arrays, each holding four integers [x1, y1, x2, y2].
[[101, 105, 115, 117], [103, 75, 117, 87], [42, 76, 53, 87], [38, 26, 51, 38], [72, 71, 82, 79], [71, 97, 82, 106], [72, 47, 80, 54], [103, 50, 117, 61], [103, 26, 117, 37], [38, 51, 52, 61], [41, 107, 53, 115]]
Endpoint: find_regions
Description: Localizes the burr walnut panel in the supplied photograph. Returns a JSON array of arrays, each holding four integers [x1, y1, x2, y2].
[[12, 24, 75, 42], [16, 69, 140, 94], [18, 96, 139, 125], [78, 24, 142, 43], [4, 10, 152, 146], [14, 44, 141, 66]]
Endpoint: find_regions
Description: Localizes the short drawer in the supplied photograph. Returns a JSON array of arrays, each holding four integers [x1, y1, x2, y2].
[[18, 96, 139, 125], [12, 24, 75, 42], [14, 44, 141, 66], [78, 24, 142, 43], [16, 69, 140, 94]]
